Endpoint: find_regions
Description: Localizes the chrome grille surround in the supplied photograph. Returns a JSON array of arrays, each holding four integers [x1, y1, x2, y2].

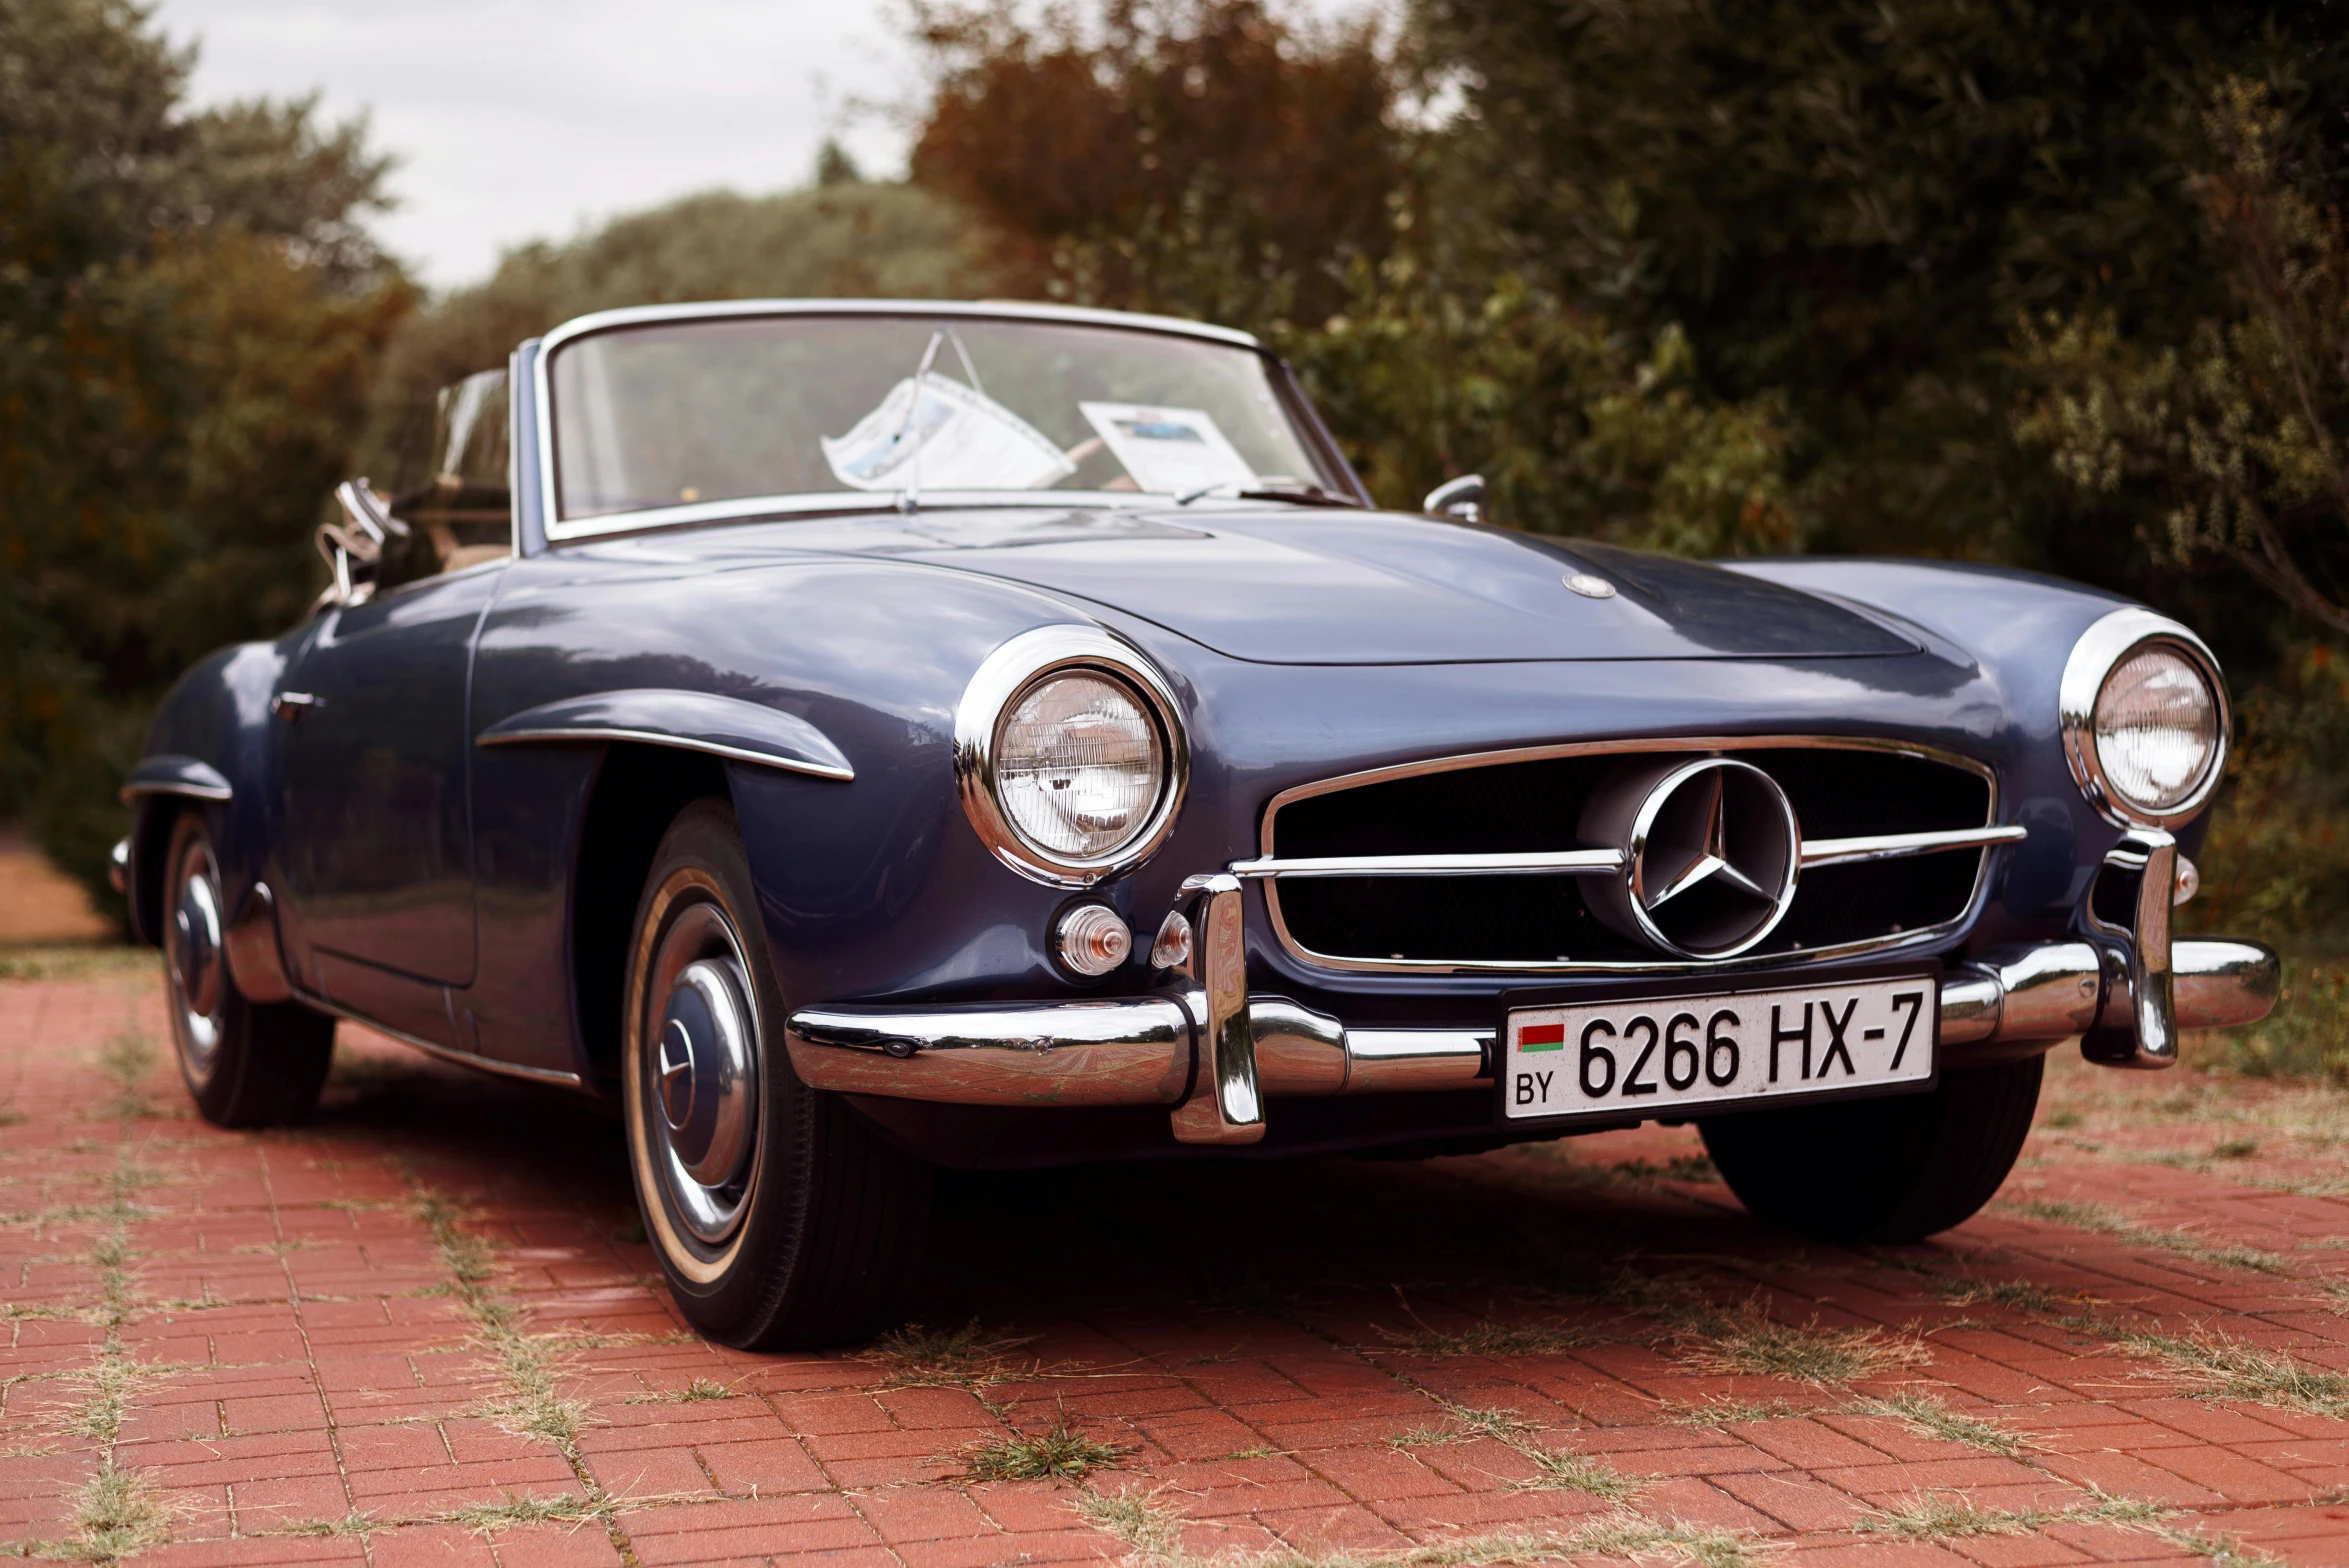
[[1254, 735, 2004, 976]]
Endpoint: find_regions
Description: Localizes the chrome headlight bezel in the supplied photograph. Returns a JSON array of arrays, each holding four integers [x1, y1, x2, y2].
[[2059, 607, 2230, 828], [954, 625, 1190, 886]]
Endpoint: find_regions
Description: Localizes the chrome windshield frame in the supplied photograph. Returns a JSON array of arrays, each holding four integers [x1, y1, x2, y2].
[[530, 299, 1343, 544]]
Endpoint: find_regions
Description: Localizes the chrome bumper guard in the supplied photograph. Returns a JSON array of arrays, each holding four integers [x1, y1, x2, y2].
[[786, 850, 2280, 1143]]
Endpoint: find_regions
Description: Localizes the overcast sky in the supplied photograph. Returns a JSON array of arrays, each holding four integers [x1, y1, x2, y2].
[[154, 0, 931, 289], [157, 0, 1385, 293]]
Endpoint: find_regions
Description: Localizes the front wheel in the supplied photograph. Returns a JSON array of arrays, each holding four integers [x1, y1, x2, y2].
[[162, 812, 335, 1127], [622, 799, 931, 1349], [1699, 1055, 2044, 1243]]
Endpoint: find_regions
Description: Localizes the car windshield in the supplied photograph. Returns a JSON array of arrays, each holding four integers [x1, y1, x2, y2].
[[547, 312, 1347, 522]]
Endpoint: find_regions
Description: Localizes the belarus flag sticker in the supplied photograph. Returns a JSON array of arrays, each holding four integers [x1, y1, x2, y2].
[[1516, 1020, 1566, 1053]]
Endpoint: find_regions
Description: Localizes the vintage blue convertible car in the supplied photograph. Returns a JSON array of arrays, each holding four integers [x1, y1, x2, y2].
[[119, 300, 2278, 1347]]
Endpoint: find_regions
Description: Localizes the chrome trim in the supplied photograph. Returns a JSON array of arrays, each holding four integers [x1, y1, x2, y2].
[[533, 299, 1260, 542], [120, 756, 233, 805], [1168, 873, 1265, 1144], [536, 489, 1210, 545], [1232, 849, 1624, 879], [2084, 829, 2181, 1068], [778, 936, 2278, 1110], [222, 882, 294, 1005], [1423, 473, 1486, 523], [1800, 824, 2029, 868], [1229, 826, 2026, 882], [1346, 1029, 1491, 1092], [2059, 608, 2230, 829], [1249, 997, 1348, 1094], [953, 625, 1190, 888], [1938, 970, 2004, 1045], [306, 996, 585, 1087], [1981, 941, 2105, 1040], [787, 998, 1192, 1105], [482, 727, 855, 779], [1257, 734, 2003, 976], [477, 689, 854, 781], [2171, 939, 2281, 1032], [1587, 756, 1801, 961]]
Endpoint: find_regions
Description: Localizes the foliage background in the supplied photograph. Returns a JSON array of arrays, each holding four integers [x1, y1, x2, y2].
[[5, 0, 2347, 1008]]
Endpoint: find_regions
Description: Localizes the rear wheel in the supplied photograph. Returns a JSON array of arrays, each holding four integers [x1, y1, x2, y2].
[[623, 799, 931, 1349], [1699, 1055, 2044, 1243], [163, 812, 335, 1127]]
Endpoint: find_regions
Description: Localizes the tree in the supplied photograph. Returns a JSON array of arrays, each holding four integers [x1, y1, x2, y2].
[[360, 182, 997, 481], [1414, 0, 2349, 578], [907, 0, 1399, 328], [0, 0, 409, 910], [2019, 79, 2349, 636]]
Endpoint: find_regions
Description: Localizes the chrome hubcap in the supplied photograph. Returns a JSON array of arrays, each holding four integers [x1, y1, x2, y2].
[[167, 840, 227, 1076], [642, 902, 761, 1246]]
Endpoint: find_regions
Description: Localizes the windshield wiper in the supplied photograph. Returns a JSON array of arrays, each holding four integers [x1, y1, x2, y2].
[[1173, 479, 1365, 509]]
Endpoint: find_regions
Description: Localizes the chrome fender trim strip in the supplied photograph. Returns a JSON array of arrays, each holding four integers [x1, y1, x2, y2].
[[476, 689, 854, 782], [119, 755, 234, 804]]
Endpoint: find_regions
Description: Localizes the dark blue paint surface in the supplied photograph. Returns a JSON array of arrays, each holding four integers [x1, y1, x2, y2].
[[135, 475, 2186, 1146]]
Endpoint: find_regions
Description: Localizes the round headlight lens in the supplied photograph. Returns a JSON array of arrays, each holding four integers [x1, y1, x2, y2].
[[994, 672, 1165, 860], [2093, 644, 2220, 813]]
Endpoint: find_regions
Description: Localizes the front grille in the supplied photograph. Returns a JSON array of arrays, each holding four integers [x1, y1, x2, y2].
[[1264, 741, 1995, 971]]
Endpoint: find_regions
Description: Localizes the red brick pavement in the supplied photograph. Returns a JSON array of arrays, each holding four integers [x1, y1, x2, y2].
[[6, 960, 2349, 1566]]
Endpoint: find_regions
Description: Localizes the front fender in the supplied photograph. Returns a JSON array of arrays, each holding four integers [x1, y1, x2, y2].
[[1720, 558, 2212, 927], [126, 640, 292, 946]]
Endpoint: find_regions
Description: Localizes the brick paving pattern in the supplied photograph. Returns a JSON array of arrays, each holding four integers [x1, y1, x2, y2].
[[5, 959, 2349, 1566]]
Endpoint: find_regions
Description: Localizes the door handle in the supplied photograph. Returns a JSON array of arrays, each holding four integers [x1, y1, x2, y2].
[[272, 691, 321, 721]]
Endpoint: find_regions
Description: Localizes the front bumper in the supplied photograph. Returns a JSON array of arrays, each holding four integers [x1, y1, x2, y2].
[[785, 862, 2280, 1146]]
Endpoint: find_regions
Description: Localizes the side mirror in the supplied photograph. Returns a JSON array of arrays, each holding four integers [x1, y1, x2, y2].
[[313, 479, 408, 611], [1424, 473, 1486, 525]]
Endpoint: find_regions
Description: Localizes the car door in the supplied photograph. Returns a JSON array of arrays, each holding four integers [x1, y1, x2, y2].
[[278, 563, 503, 1008]]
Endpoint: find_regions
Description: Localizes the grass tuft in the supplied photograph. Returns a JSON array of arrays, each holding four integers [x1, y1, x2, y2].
[[439, 1491, 608, 1534], [1857, 1489, 2165, 1542], [1927, 1276, 2076, 1313], [274, 1510, 378, 1538], [1073, 1486, 1183, 1558], [1377, 1318, 1596, 1358], [1672, 1294, 1931, 1385], [1103, 1519, 1766, 1568], [409, 1184, 591, 1448], [968, 1416, 1129, 1482], [858, 1319, 1035, 1390], [1851, 1393, 2034, 1458], [93, 1033, 153, 1120], [2003, 1197, 2292, 1275], [1659, 1397, 1809, 1426], [1513, 1443, 1642, 1501], [53, 1461, 172, 1563], [2122, 1330, 2349, 1419], [1855, 1494, 2040, 1540]]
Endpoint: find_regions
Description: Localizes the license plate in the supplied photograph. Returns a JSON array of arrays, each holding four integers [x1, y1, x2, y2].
[[1500, 973, 1937, 1125]]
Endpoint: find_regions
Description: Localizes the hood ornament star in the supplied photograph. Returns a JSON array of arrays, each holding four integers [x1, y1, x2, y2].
[[1580, 755, 1802, 960]]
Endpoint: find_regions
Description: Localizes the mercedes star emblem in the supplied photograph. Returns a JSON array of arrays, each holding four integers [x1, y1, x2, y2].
[[1578, 756, 1802, 959]]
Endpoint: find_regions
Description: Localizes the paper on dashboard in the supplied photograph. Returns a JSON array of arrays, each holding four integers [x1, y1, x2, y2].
[[1079, 402, 1256, 495], [822, 375, 1076, 493]]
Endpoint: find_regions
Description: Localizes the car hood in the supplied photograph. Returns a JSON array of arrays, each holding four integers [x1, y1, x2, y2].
[[861, 508, 1920, 665]]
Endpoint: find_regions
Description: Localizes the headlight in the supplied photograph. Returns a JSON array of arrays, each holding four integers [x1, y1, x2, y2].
[[2061, 609, 2228, 826], [995, 672, 1164, 859], [955, 626, 1189, 885], [2093, 645, 2220, 813]]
